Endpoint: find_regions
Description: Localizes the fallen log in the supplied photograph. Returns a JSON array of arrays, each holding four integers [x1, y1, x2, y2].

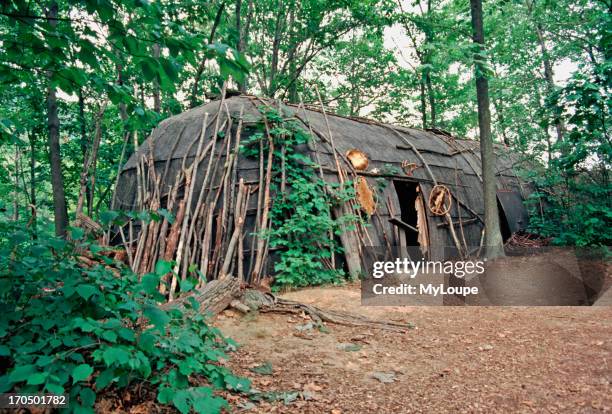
[[239, 289, 410, 333], [162, 279, 411, 333], [162, 276, 241, 314]]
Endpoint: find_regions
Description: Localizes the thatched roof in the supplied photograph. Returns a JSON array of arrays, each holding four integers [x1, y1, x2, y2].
[[123, 96, 522, 182]]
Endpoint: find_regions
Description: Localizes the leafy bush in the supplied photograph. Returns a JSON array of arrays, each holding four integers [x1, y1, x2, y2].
[[0, 222, 249, 413], [526, 170, 611, 246], [270, 175, 355, 288], [527, 58, 611, 246]]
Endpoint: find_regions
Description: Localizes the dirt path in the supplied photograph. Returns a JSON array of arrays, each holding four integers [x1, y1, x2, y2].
[[216, 283, 612, 413]]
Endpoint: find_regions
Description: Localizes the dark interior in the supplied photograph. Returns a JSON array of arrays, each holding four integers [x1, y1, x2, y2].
[[497, 198, 512, 242], [393, 180, 420, 246]]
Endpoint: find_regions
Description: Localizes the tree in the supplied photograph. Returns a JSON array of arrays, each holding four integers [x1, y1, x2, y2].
[[469, 0, 504, 258], [45, 1, 69, 237]]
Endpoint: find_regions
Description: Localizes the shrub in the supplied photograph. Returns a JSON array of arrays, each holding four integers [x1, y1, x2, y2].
[[0, 222, 249, 414]]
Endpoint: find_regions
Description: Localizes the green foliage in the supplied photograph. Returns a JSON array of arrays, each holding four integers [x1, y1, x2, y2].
[[527, 177, 611, 246], [0, 221, 247, 413], [242, 107, 357, 289], [526, 54, 611, 246]]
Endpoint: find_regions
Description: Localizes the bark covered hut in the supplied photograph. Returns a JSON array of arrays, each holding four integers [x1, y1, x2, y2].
[[112, 95, 531, 293]]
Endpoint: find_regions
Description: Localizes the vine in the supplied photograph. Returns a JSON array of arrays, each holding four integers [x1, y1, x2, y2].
[[241, 107, 357, 289]]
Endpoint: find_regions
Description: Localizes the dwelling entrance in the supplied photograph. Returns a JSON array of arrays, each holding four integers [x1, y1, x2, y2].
[[391, 181, 429, 257]]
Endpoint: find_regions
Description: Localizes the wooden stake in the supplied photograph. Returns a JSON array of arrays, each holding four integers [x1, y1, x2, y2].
[[220, 179, 248, 277], [251, 116, 275, 284], [174, 112, 210, 282]]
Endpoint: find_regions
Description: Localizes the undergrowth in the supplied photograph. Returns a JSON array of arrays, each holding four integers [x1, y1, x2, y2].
[[0, 221, 248, 414]]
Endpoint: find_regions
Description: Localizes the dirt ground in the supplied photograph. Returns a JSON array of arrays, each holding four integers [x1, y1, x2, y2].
[[216, 283, 612, 414]]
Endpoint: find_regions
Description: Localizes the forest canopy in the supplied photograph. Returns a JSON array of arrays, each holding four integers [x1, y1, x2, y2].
[[0, 0, 609, 246]]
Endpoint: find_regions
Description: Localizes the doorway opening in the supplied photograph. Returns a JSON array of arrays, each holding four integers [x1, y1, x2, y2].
[[497, 199, 512, 242], [393, 181, 420, 246]]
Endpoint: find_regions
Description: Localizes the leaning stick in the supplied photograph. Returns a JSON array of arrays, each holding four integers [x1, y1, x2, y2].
[[455, 167, 469, 254], [220, 179, 248, 277], [199, 206, 215, 284], [162, 198, 187, 297], [208, 121, 236, 277], [169, 166, 198, 297], [174, 113, 210, 281], [223, 105, 245, 255], [149, 126, 185, 269], [314, 86, 344, 185], [251, 117, 275, 283], [118, 225, 134, 268], [133, 132, 144, 210], [139, 143, 164, 274], [247, 138, 265, 279], [209, 118, 235, 277], [237, 186, 251, 281], [134, 143, 159, 273], [192, 86, 229, 282]]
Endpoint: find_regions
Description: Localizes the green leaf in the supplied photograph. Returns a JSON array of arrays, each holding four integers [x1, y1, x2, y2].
[[144, 306, 170, 330], [72, 364, 94, 384], [180, 278, 195, 293], [45, 383, 65, 395], [80, 387, 96, 406], [95, 368, 115, 390], [138, 332, 156, 352], [141, 273, 160, 295], [157, 386, 174, 404], [161, 58, 179, 82], [224, 374, 250, 392], [117, 328, 135, 342], [193, 394, 227, 414], [140, 58, 159, 81], [99, 210, 119, 226], [155, 260, 172, 276], [158, 209, 175, 224], [27, 372, 47, 385], [0, 375, 10, 393], [9, 364, 36, 382], [172, 390, 191, 414], [101, 330, 118, 343], [102, 347, 130, 365], [70, 227, 85, 240], [76, 284, 98, 300]]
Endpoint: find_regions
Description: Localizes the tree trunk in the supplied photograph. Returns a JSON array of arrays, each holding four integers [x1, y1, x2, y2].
[[76, 104, 106, 217], [285, 8, 298, 103], [78, 88, 92, 212], [28, 132, 37, 238], [268, 1, 285, 97], [492, 97, 511, 146], [535, 24, 565, 143], [419, 78, 427, 129], [236, 0, 248, 93], [191, 2, 225, 107], [152, 43, 161, 113], [46, 1, 69, 238], [13, 144, 20, 221], [470, 0, 504, 259], [425, 69, 436, 127]]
